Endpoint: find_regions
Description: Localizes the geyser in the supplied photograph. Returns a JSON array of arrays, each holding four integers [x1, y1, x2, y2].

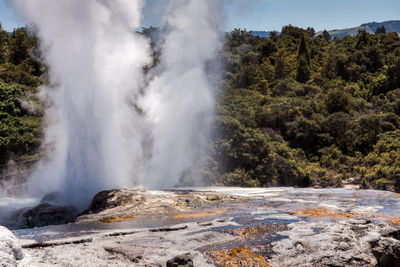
[[140, 0, 225, 188], [11, 0, 226, 209], [13, 0, 152, 208]]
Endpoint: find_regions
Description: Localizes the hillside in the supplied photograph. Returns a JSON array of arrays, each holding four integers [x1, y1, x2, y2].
[[317, 20, 400, 38], [208, 26, 400, 192], [0, 26, 44, 164], [252, 21, 400, 39], [361, 20, 400, 33], [252, 31, 273, 38]]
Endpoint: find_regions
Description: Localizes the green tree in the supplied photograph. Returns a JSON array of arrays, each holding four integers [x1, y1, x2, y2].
[[296, 34, 311, 83], [375, 26, 386, 34], [355, 29, 368, 49], [325, 88, 349, 114], [322, 30, 331, 41], [274, 49, 286, 80], [10, 28, 32, 65], [0, 24, 9, 64], [257, 38, 277, 59]]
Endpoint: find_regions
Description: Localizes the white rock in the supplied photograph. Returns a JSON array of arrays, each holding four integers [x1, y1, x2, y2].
[[0, 226, 23, 267]]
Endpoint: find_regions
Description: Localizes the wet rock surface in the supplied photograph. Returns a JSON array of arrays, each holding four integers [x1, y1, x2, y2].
[[16, 192, 76, 229], [0, 226, 24, 266], [17, 203, 75, 229], [10, 187, 400, 266]]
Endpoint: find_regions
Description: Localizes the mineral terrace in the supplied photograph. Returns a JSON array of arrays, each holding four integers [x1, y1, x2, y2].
[[2, 187, 400, 266]]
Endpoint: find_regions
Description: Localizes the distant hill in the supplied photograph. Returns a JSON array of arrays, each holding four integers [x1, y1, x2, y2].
[[251, 20, 400, 39], [252, 31, 272, 38], [316, 20, 400, 38]]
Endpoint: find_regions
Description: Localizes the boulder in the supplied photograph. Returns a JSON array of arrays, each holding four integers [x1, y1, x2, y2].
[[0, 226, 23, 266], [371, 237, 400, 267], [16, 192, 76, 229], [166, 253, 193, 267], [83, 189, 146, 214], [18, 203, 76, 228]]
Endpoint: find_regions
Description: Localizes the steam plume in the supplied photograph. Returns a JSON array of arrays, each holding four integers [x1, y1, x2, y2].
[[11, 0, 226, 208], [141, 0, 225, 188], [13, 0, 151, 208]]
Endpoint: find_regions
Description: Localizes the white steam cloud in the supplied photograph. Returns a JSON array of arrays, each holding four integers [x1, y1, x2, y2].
[[141, 0, 225, 188], [11, 0, 226, 208]]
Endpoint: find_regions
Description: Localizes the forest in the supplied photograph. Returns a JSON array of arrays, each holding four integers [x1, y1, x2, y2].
[[1, 24, 400, 192], [0, 25, 43, 165], [208, 26, 400, 192]]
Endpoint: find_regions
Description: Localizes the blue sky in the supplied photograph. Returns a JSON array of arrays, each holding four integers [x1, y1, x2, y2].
[[1, 0, 399, 32]]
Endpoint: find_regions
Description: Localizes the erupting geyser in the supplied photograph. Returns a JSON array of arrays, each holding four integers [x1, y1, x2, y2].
[[140, 0, 225, 188], [13, 0, 152, 208], [11, 0, 226, 209]]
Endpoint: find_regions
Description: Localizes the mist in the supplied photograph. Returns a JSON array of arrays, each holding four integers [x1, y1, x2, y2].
[[140, 0, 225, 188], [13, 0, 151, 208], [10, 0, 226, 209]]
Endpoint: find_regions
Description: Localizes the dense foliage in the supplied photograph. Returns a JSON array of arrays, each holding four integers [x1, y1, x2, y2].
[[2, 23, 400, 192], [206, 26, 400, 192], [0, 25, 43, 164]]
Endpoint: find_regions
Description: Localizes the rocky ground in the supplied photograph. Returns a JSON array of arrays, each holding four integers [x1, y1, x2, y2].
[[2, 187, 400, 266], [0, 226, 24, 267]]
